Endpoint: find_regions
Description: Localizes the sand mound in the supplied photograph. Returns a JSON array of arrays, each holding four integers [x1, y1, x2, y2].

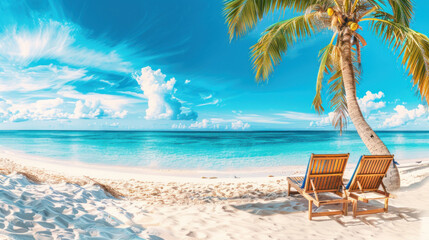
[[0, 173, 159, 239]]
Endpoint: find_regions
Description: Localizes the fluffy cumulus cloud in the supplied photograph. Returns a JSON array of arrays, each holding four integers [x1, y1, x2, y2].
[[358, 91, 386, 114], [135, 66, 197, 121], [231, 120, 250, 130], [310, 112, 335, 127], [69, 99, 127, 120], [310, 91, 386, 128], [0, 98, 66, 122], [0, 91, 129, 123], [58, 87, 130, 116], [189, 119, 212, 129], [383, 104, 426, 128]]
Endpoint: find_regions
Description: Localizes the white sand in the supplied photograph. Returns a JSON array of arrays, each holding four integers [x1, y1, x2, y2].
[[1, 148, 429, 239]]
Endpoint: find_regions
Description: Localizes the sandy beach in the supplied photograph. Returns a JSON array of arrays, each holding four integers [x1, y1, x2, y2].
[[0, 149, 429, 239]]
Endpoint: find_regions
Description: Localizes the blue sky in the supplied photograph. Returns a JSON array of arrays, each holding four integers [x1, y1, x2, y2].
[[0, 0, 428, 130]]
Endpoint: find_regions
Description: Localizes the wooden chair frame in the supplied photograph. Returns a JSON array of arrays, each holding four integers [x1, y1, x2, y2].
[[287, 154, 350, 220], [344, 155, 394, 218]]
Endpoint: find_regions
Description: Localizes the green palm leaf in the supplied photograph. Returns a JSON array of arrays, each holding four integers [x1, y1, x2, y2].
[[387, 0, 414, 26], [365, 18, 429, 103], [312, 33, 337, 114], [251, 13, 322, 81], [223, 0, 320, 40]]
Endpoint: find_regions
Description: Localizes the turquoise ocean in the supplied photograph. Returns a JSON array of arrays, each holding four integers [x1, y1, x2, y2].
[[0, 131, 428, 170]]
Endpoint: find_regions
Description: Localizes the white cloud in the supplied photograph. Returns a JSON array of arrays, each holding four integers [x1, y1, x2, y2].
[[358, 91, 386, 114], [235, 114, 289, 125], [172, 118, 250, 130], [3, 98, 66, 122], [310, 90, 386, 128], [276, 111, 320, 121], [0, 64, 87, 92], [189, 119, 210, 129], [383, 104, 426, 128], [109, 122, 119, 127], [69, 99, 127, 119], [58, 87, 132, 113], [184, 79, 191, 84], [310, 112, 335, 127], [0, 91, 129, 122], [100, 80, 115, 86], [134, 66, 197, 121], [202, 94, 212, 100], [171, 123, 187, 129], [197, 99, 219, 107], [0, 20, 131, 73], [231, 120, 250, 130]]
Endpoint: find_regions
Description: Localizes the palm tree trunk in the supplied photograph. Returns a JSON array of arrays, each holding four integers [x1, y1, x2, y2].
[[339, 29, 400, 191]]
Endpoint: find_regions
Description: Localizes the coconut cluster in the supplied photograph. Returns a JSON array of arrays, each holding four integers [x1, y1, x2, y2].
[[327, 7, 359, 31]]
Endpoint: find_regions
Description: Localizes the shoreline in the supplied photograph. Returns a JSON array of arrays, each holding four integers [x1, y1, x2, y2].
[[1, 147, 429, 205], [1, 146, 428, 181]]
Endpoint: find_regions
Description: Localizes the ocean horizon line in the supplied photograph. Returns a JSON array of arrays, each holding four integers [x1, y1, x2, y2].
[[0, 129, 429, 133]]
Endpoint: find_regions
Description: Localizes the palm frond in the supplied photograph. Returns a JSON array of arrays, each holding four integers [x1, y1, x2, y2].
[[313, 33, 337, 114], [328, 70, 348, 134], [223, 0, 320, 40], [387, 0, 414, 27], [365, 18, 429, 104], [366, 0, 385, 10], [363, 1, 413, 26], [251, 13, 322, 81]]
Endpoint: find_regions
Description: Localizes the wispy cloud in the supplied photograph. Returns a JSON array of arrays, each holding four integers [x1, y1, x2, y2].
[[235, 113, 290, 125], [196, 99, 220, 107], [0, 64, 87, 92], [275, 111, 320, 121], [202, 94, 212, 100], [0, 20, 132, 73]]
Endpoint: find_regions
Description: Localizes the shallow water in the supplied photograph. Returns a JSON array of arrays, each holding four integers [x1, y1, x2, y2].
[[0, 131, 427, 170]]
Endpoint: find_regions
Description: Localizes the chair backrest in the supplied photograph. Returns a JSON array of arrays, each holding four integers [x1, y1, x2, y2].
[[346, 155, 394, 192], [303, 154, 349, 193]]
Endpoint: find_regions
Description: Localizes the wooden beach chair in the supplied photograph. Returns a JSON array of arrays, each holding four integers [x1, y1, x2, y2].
[[344, 155, 394, 218], [287, 154, 350, 220]]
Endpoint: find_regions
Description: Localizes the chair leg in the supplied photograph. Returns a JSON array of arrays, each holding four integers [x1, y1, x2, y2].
[[343, 202, 348, 216], [352, 200, 357, 218], [308, 200, 313, 220], [287, 183, 291, 196], [384, 198, 389, 213]]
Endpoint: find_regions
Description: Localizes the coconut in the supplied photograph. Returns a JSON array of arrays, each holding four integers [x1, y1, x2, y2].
[[350, 22, 359, 31], [327, 8, 334, 16]]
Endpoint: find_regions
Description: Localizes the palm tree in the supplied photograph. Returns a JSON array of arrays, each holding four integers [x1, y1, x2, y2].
[[224, 0, 429, 190]]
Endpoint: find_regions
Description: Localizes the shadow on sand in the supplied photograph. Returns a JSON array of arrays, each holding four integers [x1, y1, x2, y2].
[[231, 193, 420, 227]]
